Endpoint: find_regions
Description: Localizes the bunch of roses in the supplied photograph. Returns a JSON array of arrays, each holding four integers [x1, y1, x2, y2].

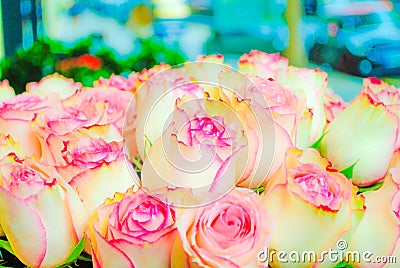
[[0, 50, 398, 268]]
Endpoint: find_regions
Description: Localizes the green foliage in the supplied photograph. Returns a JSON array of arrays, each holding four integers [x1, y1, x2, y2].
[[334, 261, 355, 268], [358, 180, 384, 194], [56, 237, 86, 268], [339, 160, 359, 179], [0, 36, 186, 94]]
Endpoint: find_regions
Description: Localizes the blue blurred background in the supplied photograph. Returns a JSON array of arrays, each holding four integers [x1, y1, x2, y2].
[[1, 0, 400, 99]]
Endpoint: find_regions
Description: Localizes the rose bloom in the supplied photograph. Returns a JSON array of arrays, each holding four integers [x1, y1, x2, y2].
[[262, 148, 365, 267], [128, 62, 172, 93], [204, 73, 293, 188], [0, 92, 59, 157], [88, 188, 178, 268], [59, 134, 139, 215], [0, 154, 87, 268], [274, 66, 328, 148], [323, 87, 348, 124], [0, 133, 22, 159], [94, 74, 136, 92], [141, 96, 248, 206], [362, 77, 400, 149], [32, 120, 137, 215], [320, 92, 399, 186], [63, 86, 134, 130], [347, 166, 400, 268], [26, 73, 82, 99], [63, 85, 137, 158], [31, 104, 122, 166], [238, 50, 289, 79], [0, 80, 15, 101], [172, 188, 273, 268], [134, 65, 204, 160]]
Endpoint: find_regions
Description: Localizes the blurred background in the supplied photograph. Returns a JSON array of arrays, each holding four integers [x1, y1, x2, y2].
[[1, 0, 400, 100]]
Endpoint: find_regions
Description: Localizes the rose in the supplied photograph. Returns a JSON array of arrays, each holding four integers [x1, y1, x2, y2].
[[63, 86, 134, 130], [0, 92, 59, 157], [171, 188, 273, 268], [347, 166, 400, 268], [238, 50, 289, 79], [0, 80, 15, 101], [238, 51, 328, 149], [133, 64, 204, 159], [0, 134, 23, 160], [320, 92, 399, 186], [274, 66, 328, 148], [128, 62, 172, 93], [205, 72, 293, 188], [141, 96, 248, 206], [323, 87, 347, 124], [62, 85, 136, 158], [59, 134, 139, 215], [26, 73, 82, 99], [0, 154, 87, 268], [32, 104, 123, 165], [33, 120, 138, 215], [362, 77, 400, 149], [94, 74, 135, 92], [88, 188, 178, 268], [262, 148, 365, 267]]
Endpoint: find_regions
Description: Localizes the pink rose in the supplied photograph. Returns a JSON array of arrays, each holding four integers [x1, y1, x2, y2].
[[262, 148, 365, 267], [320, 93, 399, 186], [0, 92, 59, 157], [141, 96, 247, 206], [275, 66, 328, 148], [172, 188, 273, 268], [347, 166, 400, 268], [215, 72, 294, 188], [60, 134, 138, 215], [0, 133, 22, 159], [63, 86, 133, 130], [0, 155, 87, 268], [94, 74, 135, 92], [88, 188, 179, 268], [33, 121, 137, 215], [238, 50, 289, 79], [26, 73, 82, 99], [324, 87, 348, 124], [134, 65, 204, 159], [362, 77, 400, 149]]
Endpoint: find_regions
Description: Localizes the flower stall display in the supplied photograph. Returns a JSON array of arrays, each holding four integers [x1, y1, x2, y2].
[[0, 50, 399, 268]]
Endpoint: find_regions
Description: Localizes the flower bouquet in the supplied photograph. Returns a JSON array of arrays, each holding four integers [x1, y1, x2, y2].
[[0, 50, 398, 268]]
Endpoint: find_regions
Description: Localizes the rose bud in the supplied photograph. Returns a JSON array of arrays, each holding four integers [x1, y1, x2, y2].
[[0, 92, 59, 157], [238, 50, 289, 79], [0, 155, 87, 268], [172, 188, 273, 267], [141, 96, 248, 206], [88, 188, 179, 268], [347, 167, 400, 268], [262, 148, 365, 267], [320, 92, 398, 186], [26, 73, 82, 99]]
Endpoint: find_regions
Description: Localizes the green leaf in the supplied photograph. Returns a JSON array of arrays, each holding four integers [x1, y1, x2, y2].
[[56, 237, 85, 268], [340, 160, 359, 179], [358, 180, 384, 194], [253, 185, 266, 195], [310, 132, 327, 151], [334, 261, 355, 268], [0, 240, 14, 255]]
